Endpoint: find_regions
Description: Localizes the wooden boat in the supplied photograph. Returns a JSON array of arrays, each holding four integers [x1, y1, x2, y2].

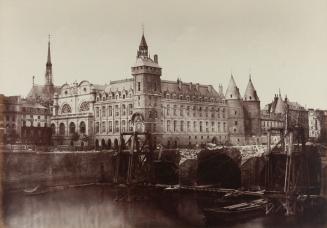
[[203, 199, 267, 224]]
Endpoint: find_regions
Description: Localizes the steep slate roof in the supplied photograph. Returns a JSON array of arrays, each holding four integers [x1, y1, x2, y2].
[[244, 77, 259, 101], [225, 75, 241, 100], [161, 79, 223, 99]]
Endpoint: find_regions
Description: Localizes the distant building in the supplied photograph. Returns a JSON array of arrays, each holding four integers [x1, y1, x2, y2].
[[308, 109, 324, 142], [263, 93, 309, 140], [0, 94, 51, 145]]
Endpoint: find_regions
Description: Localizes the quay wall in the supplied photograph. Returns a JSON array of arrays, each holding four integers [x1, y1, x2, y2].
[[2, 151, 115, 191]]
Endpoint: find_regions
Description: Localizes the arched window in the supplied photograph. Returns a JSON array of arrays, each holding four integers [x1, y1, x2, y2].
[[69, 122, 76, 135], [51, 123, 56, 135], [79, 121, 86, 134], [59, 123, 65, 136], [61, 104, 72, 113]]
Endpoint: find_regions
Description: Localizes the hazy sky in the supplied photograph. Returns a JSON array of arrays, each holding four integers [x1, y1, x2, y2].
[[0, 0, 326, 109]]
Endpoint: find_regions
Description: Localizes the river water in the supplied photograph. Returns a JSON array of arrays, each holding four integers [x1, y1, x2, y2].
[[3, 185, 327, 228]]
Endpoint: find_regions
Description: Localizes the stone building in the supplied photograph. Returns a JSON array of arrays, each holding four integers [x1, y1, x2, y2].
[[50, 81, 104, 146], [263, 93, 309, 140], [0, 94, 51, 145], [308, 109, 326, 142]]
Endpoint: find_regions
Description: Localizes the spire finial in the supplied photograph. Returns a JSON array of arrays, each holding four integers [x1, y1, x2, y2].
[[142, 23, 144, 35], [32, 75, 35, 86]]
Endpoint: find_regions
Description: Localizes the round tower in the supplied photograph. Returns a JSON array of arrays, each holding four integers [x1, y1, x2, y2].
[[243, 76, 261, 138], [225, 75, 245, 145]]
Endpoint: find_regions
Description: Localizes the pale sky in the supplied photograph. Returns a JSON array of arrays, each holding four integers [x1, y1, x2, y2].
[[0, 0, 326, 109]]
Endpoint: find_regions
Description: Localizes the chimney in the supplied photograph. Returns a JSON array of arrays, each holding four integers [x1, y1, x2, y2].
[[154, 54, 158, 63]]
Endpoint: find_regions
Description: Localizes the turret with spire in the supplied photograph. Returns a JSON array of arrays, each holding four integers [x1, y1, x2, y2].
[[225, 74, 241, 100], [244, 75, 259, 101]]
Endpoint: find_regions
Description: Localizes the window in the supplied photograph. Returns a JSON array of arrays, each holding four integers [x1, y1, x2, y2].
[[59, 123, 65, 135], [96, 107, 100, 118], [79, 121, 86, 134], [122, 120, 126, 132], [173, 120, 177, 132], [235, 121, 238, 126], [108, 121, 113, 132], [223, 122, 226, 132], [115, 105, 119, 116], [187, 106, 190, 116], [95, 122, 99, 133], [167, 120, 170, 131], [211, 122, 214, 132], [199, 107, 202, 117], [153, 123, 156, 132], [102, 106, 106, 117], [187, 121, 190, 131], [138, 82, 141, 91], [69, 122, 75, 135], [193, 121, 197, 132], [180, 105, 183, 116], [108, 106, 112, 116], [206, 122, 209, 132], [101, 121, 106, 133], [128, 104, 133, 115], [180, 121, 184, 132], [129, 120, 133, 131], [167, 105, 170, 116], [218, 122, 221, 133], [173, 105, 177, 116], [122, 104, 126, 116], [200, 121, 203, 132], [115, 121, 119, 132]]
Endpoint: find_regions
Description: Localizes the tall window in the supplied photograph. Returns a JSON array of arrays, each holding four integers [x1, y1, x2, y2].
[[122, 120, 126, 132], [206, 122, 209, 132], [79, 121, 86, 134], [211, 122, 214, 132], [69, 122, 76, 135], [115, 105, 119, 116], [187, 106, 190, 116], [167, 105, 170, 116], [129, 120, 133, 131], [108, 106, 112, 116], [59, 123, 65, 136], [200, 121, 203, 132], [199, 107, 202, 117], [223, 122, 226, 132], [129, 104, 133, 115], [115, 120, 119, 132], [167, 120, 170, 132], [102, 106, 106, 117], [193, 121, 197, 132], [180, 121, 184, 132], [122, 104, 126, 116], [96, 107, 100, 118], [173, 120, 177, 132], [173, 105, 177, 116], [109, 121, 113, 132], [101, 121, 106, 133], [187, 121, 190, 132], [138, 82, 141, 91], [218, 122, 221, 133], [95, 122, 100, 133], [180, 106, 183, 116]]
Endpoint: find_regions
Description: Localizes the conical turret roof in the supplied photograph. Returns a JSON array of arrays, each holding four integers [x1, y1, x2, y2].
[[244, 76, 259, 101], [139, 34, 148, 49], [274, 94, 286, 114], [225, 75, 241, 100]]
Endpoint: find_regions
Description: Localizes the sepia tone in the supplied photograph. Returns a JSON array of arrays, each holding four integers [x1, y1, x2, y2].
[[0, 0, 327, 227]]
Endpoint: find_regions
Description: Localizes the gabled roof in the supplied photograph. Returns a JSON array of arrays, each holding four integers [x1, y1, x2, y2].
[[225, 75, 241, 100]]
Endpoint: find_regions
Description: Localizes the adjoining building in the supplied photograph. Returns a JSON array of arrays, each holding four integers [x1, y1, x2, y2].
[[308, 109, 326, 142], [0, 94, 51, 145]]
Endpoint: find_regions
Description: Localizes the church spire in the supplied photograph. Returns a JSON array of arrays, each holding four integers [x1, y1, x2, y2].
[[244, 75, 259, 101], [45, 35, 53, 86]]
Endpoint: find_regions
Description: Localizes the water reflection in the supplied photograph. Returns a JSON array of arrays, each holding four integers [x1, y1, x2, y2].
[[3, 186, 327, 228]]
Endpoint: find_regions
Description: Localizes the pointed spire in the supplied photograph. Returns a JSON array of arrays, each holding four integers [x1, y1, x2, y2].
[[47, 34, 52, 65], [244, 75, 259, 101], [45, 34, 53, 86], [137, 25, 148, 58], [225, 74, 241, 100]]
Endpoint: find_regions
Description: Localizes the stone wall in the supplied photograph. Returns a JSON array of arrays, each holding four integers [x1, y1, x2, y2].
[[2, 151, 114, 191]]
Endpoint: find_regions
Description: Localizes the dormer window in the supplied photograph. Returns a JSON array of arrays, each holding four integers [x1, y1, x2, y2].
[[230, 95, 232, 98], [249, 96, 252, 100]]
